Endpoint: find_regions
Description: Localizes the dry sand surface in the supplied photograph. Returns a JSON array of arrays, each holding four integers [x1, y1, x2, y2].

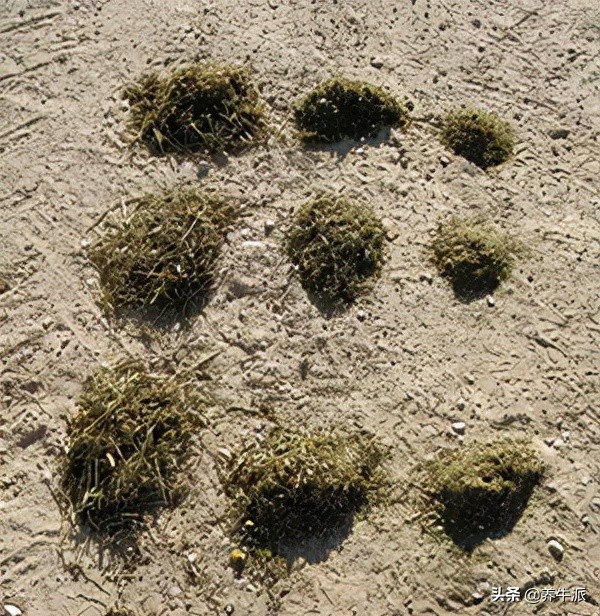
[[1, 0, 600, 614]]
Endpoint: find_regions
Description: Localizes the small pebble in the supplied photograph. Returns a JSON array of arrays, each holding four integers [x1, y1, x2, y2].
[[439, 156, 450, 167], [357, 309, 366, 322], [264, 219, 275, 235], [4, 606, 22, 616], [225, 604, 235, 615], [472, 592, 484, 604], [451, 421, 466, 435], [486, 295, 495, 307], [549, 128, 570, 140], [465, 373, 475, 384], [547, 539, 564, 560], [370, 56, 384, 69], [456, 398, 466, 411], [419, 272, 433, 284]]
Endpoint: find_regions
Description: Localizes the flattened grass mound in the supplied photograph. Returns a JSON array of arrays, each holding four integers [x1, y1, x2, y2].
[[286, 196, 387, 305], [294, 77, 410, 143], [441, 108, 516, 169], [223, 429, 385, 553], [62, 360, 202, 534], [424, 440, 544, 550], [125, 63, 267, 154], [431, 217, 520, 299], [90, 188, 236, 311]]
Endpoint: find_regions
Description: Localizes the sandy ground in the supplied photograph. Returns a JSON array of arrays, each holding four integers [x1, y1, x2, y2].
[[1, 0, 600, 615]]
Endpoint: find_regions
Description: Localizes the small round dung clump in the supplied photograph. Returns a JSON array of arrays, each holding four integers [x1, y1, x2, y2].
[[124, 63, 267, 154], [440, 108, 515, 169], [223, 428, 385, 555], [294, 77, 410, 143], [422, 440, 544, 550], [286, 195, 387, 305], [89, 188, 236, 311], [431, 217, 520, 299], [61, 360, 203, 534]]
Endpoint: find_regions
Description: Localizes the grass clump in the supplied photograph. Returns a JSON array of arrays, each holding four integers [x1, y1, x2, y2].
[[423, 440, 544, 550], [431, 217, 520, 299], [61, 360, 203, 535], [441, 108, 516, 169], [223, 428, 385, 556], [89, 188, 236, 311], [124, 63, 267, 154], [294, 77, 410, 143], [286, 195, 387, 305]]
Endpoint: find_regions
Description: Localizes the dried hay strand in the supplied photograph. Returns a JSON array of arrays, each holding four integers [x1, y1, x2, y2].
[[89, 188, 237, 311], [294, 77, 410, 143], [286, 195, 387, 305], [223, 428, 386, 554], [124, 63, 267, 155], [61, 359, 204, 535]]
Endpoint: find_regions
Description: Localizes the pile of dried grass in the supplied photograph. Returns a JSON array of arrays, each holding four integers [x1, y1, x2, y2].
[[441, 108, 516, 169], [61, 360, 204, 534], [431, 217, 521, 299], [422, 439, 544, 549], [89, 188, 236, 311], [223, 428, 385, 554], [124, 63, 267, 154], [286, 195, 387, 305], [294, 77, 410, 143]]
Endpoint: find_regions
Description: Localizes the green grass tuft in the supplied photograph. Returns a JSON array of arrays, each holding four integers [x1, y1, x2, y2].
[[61, 360, 204, 535], [441, 108, 516, 169], [294, 77, 410, 143], [124, 63, 267, 155], [286, 195, 387, 305], [431, 217, 520, 299], [223, 428, 385, 555], [422, 439, 545, 550], [89, 188, 237, 311]]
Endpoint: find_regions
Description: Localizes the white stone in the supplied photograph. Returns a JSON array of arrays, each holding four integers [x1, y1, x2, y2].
[[547, 539, 564, 559], [451, 421, 466, 435], [4, 606, 22, 616]]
